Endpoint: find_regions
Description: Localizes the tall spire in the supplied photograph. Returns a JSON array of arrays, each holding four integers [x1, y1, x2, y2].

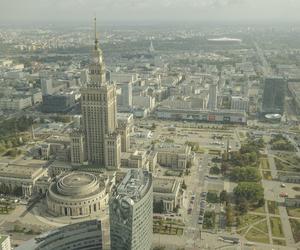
[[94, 17, 99, 50]]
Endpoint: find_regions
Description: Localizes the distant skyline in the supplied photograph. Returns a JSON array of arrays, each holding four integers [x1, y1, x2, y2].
[[0, 0, 300, 25]]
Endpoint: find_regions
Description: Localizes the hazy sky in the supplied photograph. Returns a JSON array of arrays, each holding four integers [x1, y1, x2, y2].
[[0, 0, 299, 24]]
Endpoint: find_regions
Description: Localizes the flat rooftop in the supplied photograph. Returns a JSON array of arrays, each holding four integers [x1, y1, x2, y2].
[[0, 160, 46, 179], [117, 169, 151, 202], [153, 178, 175, 193], [154, 143, 188, 153]]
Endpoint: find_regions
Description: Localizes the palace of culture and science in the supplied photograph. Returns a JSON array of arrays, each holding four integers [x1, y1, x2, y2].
[[70, 19, 121, 170]]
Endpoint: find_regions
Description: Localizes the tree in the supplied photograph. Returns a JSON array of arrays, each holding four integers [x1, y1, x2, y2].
[[226, 204, 234, 227], [153, 200, 164, 213], [206, 192, 219, 203], [229, 167, 261, 182], [151, 123, 156, 130], [181, 180, 187, 190], [209, 165, 220, 175], [221, 162, 230, 175], [233, 182, 264, 204], [219, 190, 229, 203], [237, 198, 249, 214]]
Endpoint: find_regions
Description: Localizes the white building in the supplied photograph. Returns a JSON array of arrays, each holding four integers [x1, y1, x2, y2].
[[207, 83, 218, 110], [110, 169, 153, 250], [133, 95, 155, 110], [231, 96, 249, 112]]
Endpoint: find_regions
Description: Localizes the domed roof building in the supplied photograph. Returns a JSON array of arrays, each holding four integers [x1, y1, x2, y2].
[[46, 171, 110, 217]]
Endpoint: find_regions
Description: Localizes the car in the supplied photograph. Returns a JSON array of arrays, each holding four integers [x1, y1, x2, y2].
[[279, 192, 288, 197], [281, 183, 286, 188], [198, 219, 203, 224]]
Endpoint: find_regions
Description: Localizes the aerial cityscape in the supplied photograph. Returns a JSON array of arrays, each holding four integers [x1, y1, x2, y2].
[[1, 0, 300, 250]]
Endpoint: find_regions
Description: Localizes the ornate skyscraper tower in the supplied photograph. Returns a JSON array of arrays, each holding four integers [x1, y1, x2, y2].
[[80, 18, 120, 169]]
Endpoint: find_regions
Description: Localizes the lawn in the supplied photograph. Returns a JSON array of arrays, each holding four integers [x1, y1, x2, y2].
[[270, 217, 284, 238], [153, 218, 184, 236], [250, 205, 265, 214], [237, 214, 265, 230], [260, 158, 270, 170], [274, 158, 298, 172], [267, 201, 279, 215], [273, 239, 286, 246], [245, 227, 269, 244], [262, 170, 272, 180], [287, 207, 300, 218], [254, 220, 268, 234], [290, 219, 300, 243]]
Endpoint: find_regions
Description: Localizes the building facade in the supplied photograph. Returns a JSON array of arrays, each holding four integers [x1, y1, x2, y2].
[[153, 178, 182, 213], [81, 20, 120, 169], [110, 169, 153, 250], [262, 77, 286, 115], [46, 172, 109, 217], [70, 130, 85, 166], [207, 83, 218, 110], [16, 220, 105, 250], [154, 143, 192, 169]]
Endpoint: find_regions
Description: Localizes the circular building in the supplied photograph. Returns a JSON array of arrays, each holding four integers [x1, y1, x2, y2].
[[46, 172, 109, 217]]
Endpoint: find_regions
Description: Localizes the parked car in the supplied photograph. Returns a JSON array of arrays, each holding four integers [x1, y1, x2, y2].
[[279, 192, 288, 197]]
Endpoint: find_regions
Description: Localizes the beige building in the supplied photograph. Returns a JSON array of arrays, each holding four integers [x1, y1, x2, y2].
[[104, 133, 121, 170], [48, 160, 73, 178], [121, 150, 149, 170], [117, 122, 130, 152], [81, 21, 120, 170], [154, 143, 192, 169], [153, 177, 182, 212], [70, 129, 85, 166], [46, 171, 110, 217], [0, 160, 48, 197]]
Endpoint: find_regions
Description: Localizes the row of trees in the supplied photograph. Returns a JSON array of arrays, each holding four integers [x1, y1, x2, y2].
[[270, 134, 296, 151], [0, 116, 33, 140], [222, 137, 265, 224]]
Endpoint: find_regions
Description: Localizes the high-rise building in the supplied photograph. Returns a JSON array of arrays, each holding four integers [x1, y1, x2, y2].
[[110, 169, 153, 250], [207, 83, 218, 110], [81, 19, 121, 169], [262, 77, 286, 115], [121, 82, 133, 108], [231, 96, 249, 112]]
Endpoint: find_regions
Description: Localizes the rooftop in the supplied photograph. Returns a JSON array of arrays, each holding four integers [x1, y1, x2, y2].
[[0, 160, 46, 179], [153, 178, 176, 193], [117, 169, 151, 202]]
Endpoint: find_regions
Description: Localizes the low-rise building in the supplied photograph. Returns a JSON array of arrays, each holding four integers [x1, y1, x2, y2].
[[16, 220, 106, 250], [153, 177, 182, 212], [154, 143, 192, 169], [46, 171, 111, 217], [0, 160, 48, 197]]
